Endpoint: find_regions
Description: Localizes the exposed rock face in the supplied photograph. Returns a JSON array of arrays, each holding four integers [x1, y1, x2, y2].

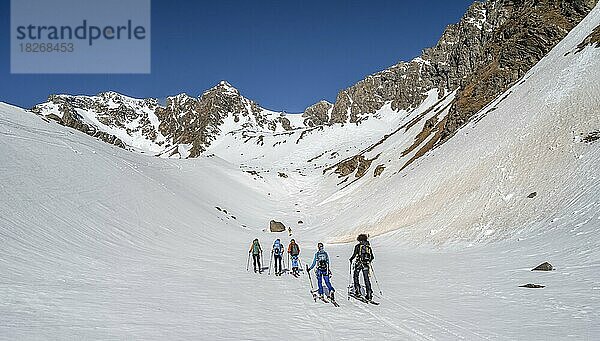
[[302, 2, 492, 125], [31, 92, 158, 149], [576, 23, 600, 52], [302, 100, 333, 127], [327, 155, 374, 178], [269, 220, 286, 232], [443, 0, 598, 143], [532, 262, 554, 271], [374, 165, 385, 177]]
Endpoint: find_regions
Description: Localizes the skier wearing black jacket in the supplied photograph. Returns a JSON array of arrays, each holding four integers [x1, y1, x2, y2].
[[349, 234, 374, 301]]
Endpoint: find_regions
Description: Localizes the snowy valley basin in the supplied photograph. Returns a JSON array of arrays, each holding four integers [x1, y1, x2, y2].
[[1, 0, 600, 340]]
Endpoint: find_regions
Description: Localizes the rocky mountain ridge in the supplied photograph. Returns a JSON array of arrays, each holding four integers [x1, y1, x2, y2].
[[318, 0, 597, 131], [33, 81, 300, 158]]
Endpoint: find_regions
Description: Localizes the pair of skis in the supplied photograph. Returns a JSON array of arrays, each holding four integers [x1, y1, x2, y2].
[[347, 262, 380, 305], [306, 265, 339, 307], [311, 289, 340, 307], [347, 291, 379, 305]]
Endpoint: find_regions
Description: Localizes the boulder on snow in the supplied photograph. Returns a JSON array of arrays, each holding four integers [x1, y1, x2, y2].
[[269, 220, 286, 232], [527, 192, 537, 198], [532, 262, 553, 271], [519, 283, 545, 288], [374, 164, 385, 177]]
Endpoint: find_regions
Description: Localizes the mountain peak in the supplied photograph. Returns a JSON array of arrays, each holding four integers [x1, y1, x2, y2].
[[211, 80, 239, 95], [97, 90, 126, 98], [218, 80, 233, 87]]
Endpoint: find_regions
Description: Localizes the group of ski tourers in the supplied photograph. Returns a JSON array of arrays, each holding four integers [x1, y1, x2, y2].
[[248, 238, 302, 276], [248, 233, 378, 305]]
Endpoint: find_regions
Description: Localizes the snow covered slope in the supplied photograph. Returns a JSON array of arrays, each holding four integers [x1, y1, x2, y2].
[[1, 3, 599, 341]]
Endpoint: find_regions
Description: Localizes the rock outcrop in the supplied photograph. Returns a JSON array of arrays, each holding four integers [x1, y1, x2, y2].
[[519, 283, 545, 288], [269, 220, 286, 233], [575, 23, 600, 52], [302, 100, 333, 127], [532, 262, 554, 271]]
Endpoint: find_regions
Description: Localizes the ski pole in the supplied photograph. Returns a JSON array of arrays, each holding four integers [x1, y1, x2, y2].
[[306, 265, 314, 290], [305, 264, 317, 302], [268, 250, 273, 275], [347, 261, 352, 299], [246, 252, 251, 271], [370, 263, 383, 295]]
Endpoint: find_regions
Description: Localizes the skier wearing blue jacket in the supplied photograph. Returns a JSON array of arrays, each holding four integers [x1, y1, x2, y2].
[[272, 239, 285, 276], [307, 242, 335, 301]]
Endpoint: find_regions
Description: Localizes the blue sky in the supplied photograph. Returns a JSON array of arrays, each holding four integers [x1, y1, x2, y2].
[[1, 0, 474, 112]]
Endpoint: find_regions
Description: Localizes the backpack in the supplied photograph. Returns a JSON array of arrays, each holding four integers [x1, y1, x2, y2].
[[317, 252, 328, 270], [273, 243, 282, 256], [252, 241, 261, 254], [359, 243, 373, 263], [290, 243, 299, 256]]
